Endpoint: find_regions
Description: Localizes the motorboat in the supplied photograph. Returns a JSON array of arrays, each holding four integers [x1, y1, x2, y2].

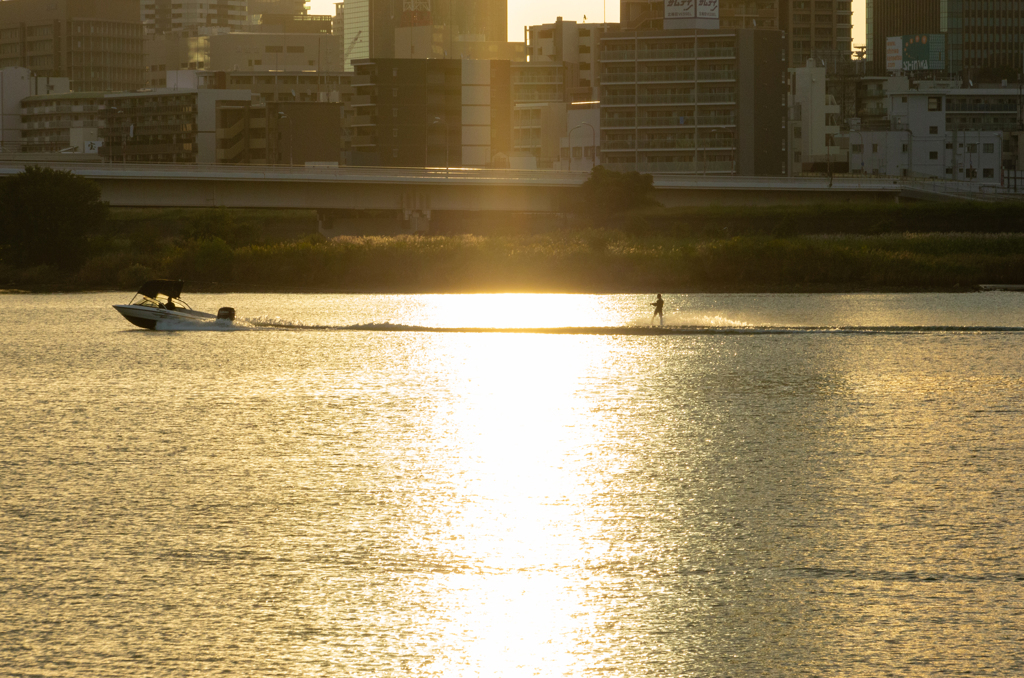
[[113, 279, 235, 330], [978, 284, 1024, 291]]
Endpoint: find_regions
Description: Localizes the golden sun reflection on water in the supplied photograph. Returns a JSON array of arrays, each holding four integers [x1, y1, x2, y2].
[[407, 333, 625, 674], [399, 294, 627, 329]]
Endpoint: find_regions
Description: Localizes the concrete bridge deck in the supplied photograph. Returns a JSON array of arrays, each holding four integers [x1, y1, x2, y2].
[[1, 162, 1006, 231]]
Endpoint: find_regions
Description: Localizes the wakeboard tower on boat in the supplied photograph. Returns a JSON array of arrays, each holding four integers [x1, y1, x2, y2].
[[113, 279, 235, 329]]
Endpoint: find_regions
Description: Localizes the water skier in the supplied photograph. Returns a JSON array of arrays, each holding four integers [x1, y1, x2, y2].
[[651, 294, 664, 326]]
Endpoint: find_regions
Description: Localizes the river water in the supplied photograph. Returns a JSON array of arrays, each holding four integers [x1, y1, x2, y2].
[[2, 292, 1023, 676]]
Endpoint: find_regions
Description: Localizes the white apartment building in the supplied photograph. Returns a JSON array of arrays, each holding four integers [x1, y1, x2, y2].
[[849, 96, 1002, 183], [788, 59, 845, 175]]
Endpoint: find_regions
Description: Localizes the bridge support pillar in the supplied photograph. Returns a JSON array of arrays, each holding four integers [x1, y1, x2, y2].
[[402, 188, 431, 232]]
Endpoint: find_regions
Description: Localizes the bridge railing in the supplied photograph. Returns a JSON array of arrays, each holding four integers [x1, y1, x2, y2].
[[0, 159, 913, 193]]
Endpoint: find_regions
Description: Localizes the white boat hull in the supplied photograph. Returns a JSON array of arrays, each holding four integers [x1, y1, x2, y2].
[[113, 304, 218, 330]]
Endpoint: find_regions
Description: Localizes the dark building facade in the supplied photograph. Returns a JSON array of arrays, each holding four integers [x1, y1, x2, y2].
[[867, 0, 1024, 79], [599, 28, 788, 176], [0, 0, 144, 91], [865, 0, 941, 73], [431, 0, 507, 43], [142, 0, 247, 36], [350, 58, 511, 168]]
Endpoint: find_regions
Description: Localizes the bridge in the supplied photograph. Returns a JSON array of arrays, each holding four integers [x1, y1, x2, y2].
[[0, 161, 992, 233]]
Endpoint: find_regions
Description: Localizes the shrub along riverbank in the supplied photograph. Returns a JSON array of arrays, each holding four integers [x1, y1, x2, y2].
[[4, 218, 1024, 293], [4, 167, 1024, 293]]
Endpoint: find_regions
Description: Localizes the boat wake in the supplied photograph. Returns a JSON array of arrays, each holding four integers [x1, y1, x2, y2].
[[154, 317, 1024, 336]]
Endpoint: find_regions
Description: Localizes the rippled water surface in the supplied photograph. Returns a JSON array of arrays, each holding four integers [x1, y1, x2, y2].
[[2, 292, 1024, 676]]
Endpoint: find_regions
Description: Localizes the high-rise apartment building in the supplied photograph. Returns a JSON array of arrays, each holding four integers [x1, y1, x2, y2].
[[0, 0, 145, 92], [599, 28, 788, 176], [142, 0, 247, 36], [622, 1, 853, 66], [866, 0, 1024, 79]]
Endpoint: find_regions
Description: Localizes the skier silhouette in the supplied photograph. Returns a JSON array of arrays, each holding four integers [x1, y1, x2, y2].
[[651, 294, 664, 326]]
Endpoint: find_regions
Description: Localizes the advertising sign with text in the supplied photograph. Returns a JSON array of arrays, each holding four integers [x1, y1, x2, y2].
[[665, 0, 695, 19], [697, 0, 719, 19]]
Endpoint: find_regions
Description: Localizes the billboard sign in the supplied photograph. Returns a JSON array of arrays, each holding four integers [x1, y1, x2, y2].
[[887, 34, 946, 72], [902, 33, 945, 71], [665, 0, 695, 19], [885, 36, 902, 71], [697, 0, 719, 19]]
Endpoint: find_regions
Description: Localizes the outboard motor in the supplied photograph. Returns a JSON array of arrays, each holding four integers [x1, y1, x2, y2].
[[216, 307, 236, 323]]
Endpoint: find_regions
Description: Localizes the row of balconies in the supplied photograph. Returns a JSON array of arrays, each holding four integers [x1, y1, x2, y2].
[[512, 74, 564, 85], [105, 143, 197, 156], [602, 158, 737, 174], [602, 116, 738, 128], [603, 93, 737, 105], [23, 120, 100, 130], [947, 102, 1018, 112], [603, 71, 737, 83], [602, 138, 736, 150], [600, 48, 737, 62]]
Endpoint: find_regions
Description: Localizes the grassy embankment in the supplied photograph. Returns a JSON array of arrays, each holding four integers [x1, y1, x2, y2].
[[3, 202, 1024, 293]]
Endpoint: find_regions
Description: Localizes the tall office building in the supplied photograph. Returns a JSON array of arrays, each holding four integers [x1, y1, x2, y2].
[[864, 1, 940, 72], [142, 0, 247, 36], [0, 0, 145, 92], [622, 0, 853, 65], [343, 0, 506, 69], [248, 0, 309, 25], [867, 0, 1024, 78]]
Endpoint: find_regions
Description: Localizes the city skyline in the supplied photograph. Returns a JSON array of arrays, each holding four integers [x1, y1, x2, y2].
[[308, 0, 869, 48]]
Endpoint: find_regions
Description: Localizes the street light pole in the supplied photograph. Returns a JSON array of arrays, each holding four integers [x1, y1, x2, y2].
[[277, 111, 293, 166], [569, 122, 596, 171], [430, 116, 448, 176]]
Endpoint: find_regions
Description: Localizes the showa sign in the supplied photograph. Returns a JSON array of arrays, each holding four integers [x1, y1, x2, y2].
[[887, 34, 946, 72]]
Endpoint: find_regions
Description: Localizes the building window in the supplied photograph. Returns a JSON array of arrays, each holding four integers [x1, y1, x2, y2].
[[851, 144, 863, 153], [902, 144, 908, 153], [983, 143, 994, 153], [872, 143, 878, 153], [793, 126, 801, 139], [929, 151, 938, 160], [983, 168, 994, 178], [967, 143, 978, 153], [929, 126, 938, 134], [928, 96, 942, 111]]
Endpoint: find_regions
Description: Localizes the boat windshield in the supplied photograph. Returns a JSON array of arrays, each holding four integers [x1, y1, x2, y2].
[[129, 293, 193, 310]]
